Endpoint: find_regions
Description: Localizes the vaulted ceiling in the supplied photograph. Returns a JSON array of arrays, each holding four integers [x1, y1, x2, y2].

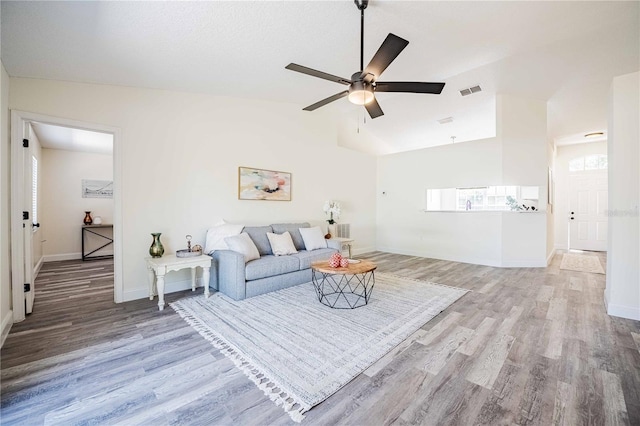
[[2, 1, 638, 154]]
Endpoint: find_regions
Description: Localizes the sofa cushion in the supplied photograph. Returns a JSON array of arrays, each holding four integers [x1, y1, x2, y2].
[[299, 226, 328, 251], [243, 225, 273, 256], [266, 232, 298, 256], [294, 248, 337, 269], [245, 255, 300, 281], [224, 233, 260, 263], [204, 221, 244, 254], [271, 223, 310, 251]]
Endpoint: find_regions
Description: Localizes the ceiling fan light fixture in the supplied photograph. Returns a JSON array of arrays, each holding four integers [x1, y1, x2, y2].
[[348, 81, 375, 105]]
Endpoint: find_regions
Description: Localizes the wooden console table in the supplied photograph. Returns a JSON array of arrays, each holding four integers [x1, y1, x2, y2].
[[82, 224, 114, 261]]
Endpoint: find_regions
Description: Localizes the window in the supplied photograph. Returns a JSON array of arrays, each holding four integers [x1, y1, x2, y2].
[[457, 186, 520, 211], [425, 186, 539, 211], [569, 155, 607, 172], [569, 157, 584, 172], [32, 155, 38, 228]]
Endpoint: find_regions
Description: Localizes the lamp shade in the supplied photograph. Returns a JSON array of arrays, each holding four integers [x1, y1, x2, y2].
[[348, 81, 374, 105]]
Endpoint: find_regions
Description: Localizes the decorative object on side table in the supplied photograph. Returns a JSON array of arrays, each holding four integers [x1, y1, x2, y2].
[[83, 211, 93, 225], [323, 200, 341, 238], [149, 232, 165, 258], [176, 234, 203, 258], [93, 216, 103, 225]]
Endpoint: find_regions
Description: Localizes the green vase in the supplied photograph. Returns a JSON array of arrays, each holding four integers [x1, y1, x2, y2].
[[149, 233, 164, 258]]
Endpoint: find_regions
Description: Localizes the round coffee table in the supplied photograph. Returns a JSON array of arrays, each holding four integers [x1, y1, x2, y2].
[[311, 260, 377, 309]]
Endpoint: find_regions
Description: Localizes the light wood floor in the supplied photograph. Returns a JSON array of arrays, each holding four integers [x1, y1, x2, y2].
[[1, 252, 639, 425]]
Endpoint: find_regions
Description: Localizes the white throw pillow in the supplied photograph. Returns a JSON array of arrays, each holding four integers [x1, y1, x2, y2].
[[224, 233, 260, 263], [266, 232, 298, 256], [204, 221, 244, 254], [299, 226, 328, 251]]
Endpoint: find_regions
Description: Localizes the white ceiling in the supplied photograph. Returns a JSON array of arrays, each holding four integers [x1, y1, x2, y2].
[[2, 1, 638, 155], [31, 122, 113, 155]]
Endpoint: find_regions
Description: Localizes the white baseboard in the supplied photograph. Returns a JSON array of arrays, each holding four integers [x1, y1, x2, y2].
[[605, 296, 640, 321], [501, 259, 548, 268], [1, 310, 13, 348], [352, 245, 376, 256], [43, 253, 82, 262], [375, 246, 548, 268], [34, 256, 44, 279], [123, 277, 205, 303], [546, 249, 557, 265]]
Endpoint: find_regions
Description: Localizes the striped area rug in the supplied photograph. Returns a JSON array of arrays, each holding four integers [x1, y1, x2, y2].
[[171, 273, 467, 422]]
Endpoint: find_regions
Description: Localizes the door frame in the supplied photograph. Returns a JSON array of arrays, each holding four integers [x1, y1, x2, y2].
[[10, 110, 123, 322]]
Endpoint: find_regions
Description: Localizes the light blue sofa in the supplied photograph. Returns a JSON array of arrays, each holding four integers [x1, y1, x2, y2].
[[209, 222, 337, 300]]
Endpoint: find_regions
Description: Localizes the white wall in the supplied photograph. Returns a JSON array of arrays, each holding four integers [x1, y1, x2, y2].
[[1, 61, 12, 345], [41, 148, 113, 260], [377, 94, 548, 267], [9, 78, 378, 301], [498, 95, 548, 188], [377, 137, 504, 266], [554, 141, 607, 250], [606, 71, 639, 320]]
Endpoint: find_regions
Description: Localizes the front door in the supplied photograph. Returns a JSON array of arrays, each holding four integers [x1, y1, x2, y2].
[[568, 170, 608, 251]]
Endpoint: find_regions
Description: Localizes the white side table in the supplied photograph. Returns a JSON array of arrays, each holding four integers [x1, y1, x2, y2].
[[146, 254, 213, 311], [327, 237, 354, 258]]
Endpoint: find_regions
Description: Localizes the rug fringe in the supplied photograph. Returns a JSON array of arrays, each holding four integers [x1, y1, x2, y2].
[[170, 302, 310, 422]]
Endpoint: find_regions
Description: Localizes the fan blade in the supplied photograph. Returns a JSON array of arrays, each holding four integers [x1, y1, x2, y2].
[[302, 91, 349, 111], [362, 33, 409, 82], [286, 63, 351, 85], [375, 81, 445, 94], [364, 97, 384, 119]]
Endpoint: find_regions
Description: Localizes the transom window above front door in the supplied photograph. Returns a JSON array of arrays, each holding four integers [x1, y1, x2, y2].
[[569, 155, 607, 172]]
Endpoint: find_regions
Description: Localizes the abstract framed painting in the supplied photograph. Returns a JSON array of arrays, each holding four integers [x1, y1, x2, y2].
[[238, 167, 291, 201]]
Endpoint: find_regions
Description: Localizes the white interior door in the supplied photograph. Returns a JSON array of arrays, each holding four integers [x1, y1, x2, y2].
[[11, 112, 34, 321], [568, 171, 608, 251], [23, 127, 36, 314]]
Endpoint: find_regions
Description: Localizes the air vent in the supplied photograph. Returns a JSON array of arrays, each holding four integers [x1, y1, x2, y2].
[[334, 223, 350, 238], [459, 85, 482, 96], [437, 117, 454, 125]]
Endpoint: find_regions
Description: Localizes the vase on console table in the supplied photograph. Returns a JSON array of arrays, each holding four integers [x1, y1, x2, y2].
[[83, 211, 93, 225], [149, 233, 165, 258]]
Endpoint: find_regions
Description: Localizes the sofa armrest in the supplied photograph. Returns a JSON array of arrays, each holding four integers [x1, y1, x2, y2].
[[211, 250, 247, 300]]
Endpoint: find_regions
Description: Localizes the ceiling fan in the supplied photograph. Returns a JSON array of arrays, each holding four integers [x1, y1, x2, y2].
[[285, 0, 445, 119]]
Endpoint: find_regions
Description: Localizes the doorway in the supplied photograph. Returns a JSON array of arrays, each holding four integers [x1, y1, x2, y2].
[[568, 171, 608, 251], [567, 154, 608, 251], [10, 110, 122, 322]]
